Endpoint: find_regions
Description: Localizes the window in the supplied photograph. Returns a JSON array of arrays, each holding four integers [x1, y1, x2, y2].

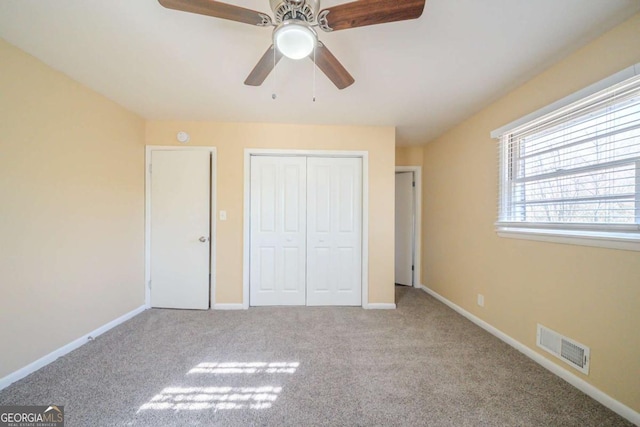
[[495, 73, 640, 251]]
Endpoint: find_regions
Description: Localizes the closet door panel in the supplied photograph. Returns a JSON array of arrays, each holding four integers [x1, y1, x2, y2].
[[250, 156, 307, 306], [307, 157, 362, 306]]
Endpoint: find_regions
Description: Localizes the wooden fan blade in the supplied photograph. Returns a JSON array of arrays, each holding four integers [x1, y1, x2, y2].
[[158, 0, 271, 26], [244, 45, 283, 86], [318, 0, 425, 32], [311, 43, 354, 90]]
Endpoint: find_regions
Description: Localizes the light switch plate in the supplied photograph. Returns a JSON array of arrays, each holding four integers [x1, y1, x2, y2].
[[219, 210, 227, 221]]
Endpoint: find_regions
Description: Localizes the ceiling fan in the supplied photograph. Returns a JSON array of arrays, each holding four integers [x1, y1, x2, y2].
[[158, 0, 426, 90]]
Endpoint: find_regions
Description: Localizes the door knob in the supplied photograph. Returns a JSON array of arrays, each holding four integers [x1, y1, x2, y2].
[[199, 236, 209, 243]]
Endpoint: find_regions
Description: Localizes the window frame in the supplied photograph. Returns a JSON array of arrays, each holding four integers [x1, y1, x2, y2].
[[492, 64, 640, 252]]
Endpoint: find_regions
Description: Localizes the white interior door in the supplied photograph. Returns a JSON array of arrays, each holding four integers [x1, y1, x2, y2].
[[307, 157, 362, 306], [395, 171, 414, 286], [150, 150, 211, 309], [250, 156, 307, 306]]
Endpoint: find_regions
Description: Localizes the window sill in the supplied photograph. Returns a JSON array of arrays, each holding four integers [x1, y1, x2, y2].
[[496, 226, 640, 252]]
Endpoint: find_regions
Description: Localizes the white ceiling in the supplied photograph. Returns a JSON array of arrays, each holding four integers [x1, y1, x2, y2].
[[1, 1, 638, 145]]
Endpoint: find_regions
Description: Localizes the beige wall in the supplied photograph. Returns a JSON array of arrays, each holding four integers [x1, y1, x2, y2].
[[0, 39, 146, 379], [395, 146, 424, 167], [422, 13, 640, 412], [146, 122, 396, 305]]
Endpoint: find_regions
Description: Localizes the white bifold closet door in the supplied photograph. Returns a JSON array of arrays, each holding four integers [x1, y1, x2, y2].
[[250, 156, 307, 306], [249, 156, 362, 306], [306, 157, 362, 306]]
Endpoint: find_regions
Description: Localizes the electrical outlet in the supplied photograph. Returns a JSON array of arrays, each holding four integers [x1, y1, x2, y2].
[[477, 294, 485, 307]]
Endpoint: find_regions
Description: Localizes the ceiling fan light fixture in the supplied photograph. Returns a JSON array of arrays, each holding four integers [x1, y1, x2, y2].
[[274, 21, 317, 60]]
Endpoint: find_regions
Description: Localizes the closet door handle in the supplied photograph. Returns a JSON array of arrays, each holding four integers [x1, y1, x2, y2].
[[199, 236, 209, 243]]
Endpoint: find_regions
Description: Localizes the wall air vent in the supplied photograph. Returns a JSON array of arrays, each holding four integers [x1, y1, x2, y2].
[[537, 324, 590, 375]]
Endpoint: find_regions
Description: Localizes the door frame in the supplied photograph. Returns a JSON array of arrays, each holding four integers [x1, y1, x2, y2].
[[145, 145, 217, 309], [395, 166, 422, 288], [243, 149, 370, 309]]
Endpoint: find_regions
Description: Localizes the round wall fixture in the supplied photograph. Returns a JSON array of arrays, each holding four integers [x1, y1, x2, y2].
[[177, 131, 190, 144]]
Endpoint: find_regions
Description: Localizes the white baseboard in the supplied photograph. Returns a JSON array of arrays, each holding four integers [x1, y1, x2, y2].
[[0, 305, 146, 391], [213, 303, 395, 310], [213, 303, 246, 310], [419, 284, 640, 425], [364, 303, 396, 310]]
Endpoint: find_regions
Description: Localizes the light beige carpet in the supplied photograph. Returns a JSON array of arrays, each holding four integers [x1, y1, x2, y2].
[[0, 286, 632, 426]]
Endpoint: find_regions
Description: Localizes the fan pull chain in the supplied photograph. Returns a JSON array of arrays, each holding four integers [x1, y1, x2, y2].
[[312, 46, 316, 102]]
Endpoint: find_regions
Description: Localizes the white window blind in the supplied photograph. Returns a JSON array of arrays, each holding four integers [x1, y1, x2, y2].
[[496, 74, 640, 246]]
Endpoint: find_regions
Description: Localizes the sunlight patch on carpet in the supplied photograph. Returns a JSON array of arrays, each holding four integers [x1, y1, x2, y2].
[[188, 362, 300, 375], [138, 361, 299, 412], [139, 386, 282, 411]]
